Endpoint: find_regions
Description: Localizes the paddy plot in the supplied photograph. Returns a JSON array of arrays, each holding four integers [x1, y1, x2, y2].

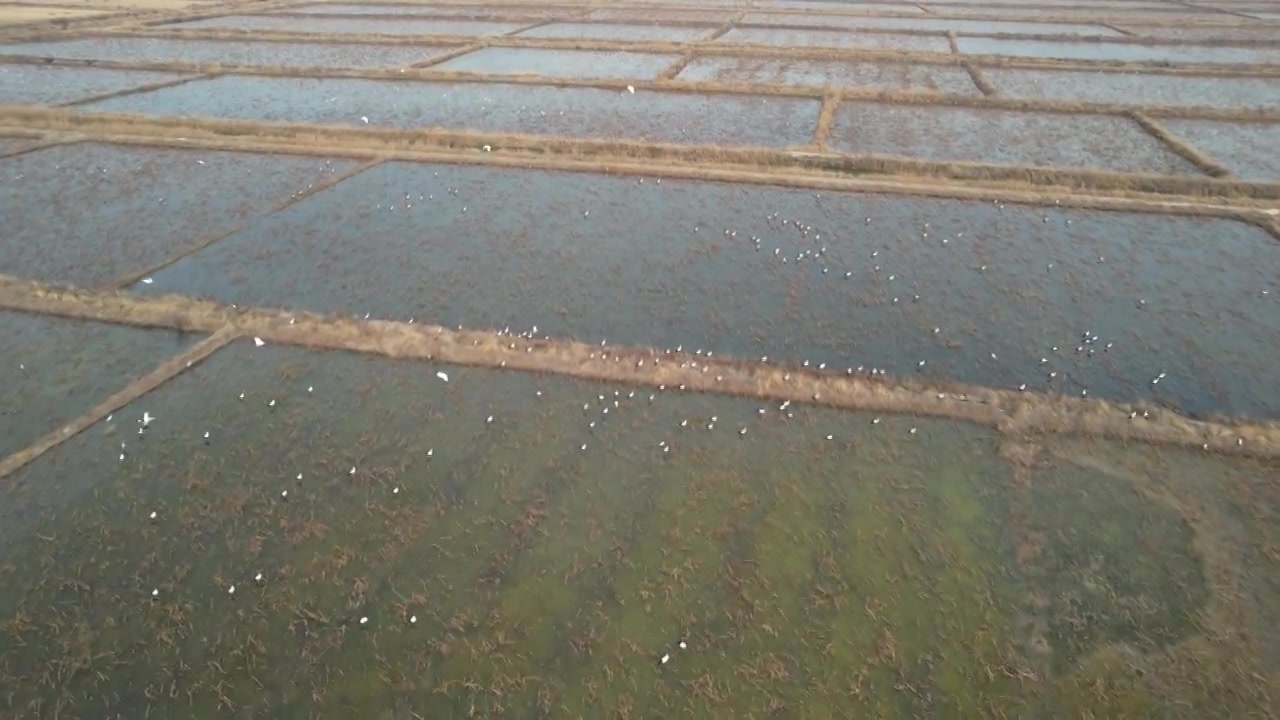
[[0, 143, 355, 287], [957, 37, 1280, 65], [132, 162, 1280, 418], [0, 64, 191, 105], [0, 37, 452, 69], [676, 56, 980, 93], [433, 47, 679, 80], [827, 102, 1202, 175], [718, 27, 953, 52], [0, 312, 197, 461], [163, 15, 528, 36], [513, 22, 715, 42], [983, 67, 1280, 111], [1159, 120, 1280, 182], [739, 12, 1121, 36], [82, 76, 820, 147]]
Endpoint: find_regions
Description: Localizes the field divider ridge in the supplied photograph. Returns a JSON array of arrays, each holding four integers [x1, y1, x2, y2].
[[962, 62, 997, 95], [810, 89, 841, 150], [0, 275, 1275, 460], [1130, 111, 1235, 178]]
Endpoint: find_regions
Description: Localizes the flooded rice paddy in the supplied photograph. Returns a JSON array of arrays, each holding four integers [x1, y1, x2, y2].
[[432, 48, 680, 80], [165, 15, 530, 36], [0, 312, 197, 459], [514, 22, 717, 42], [1, 341, 1275, 717], [675, 57, 980, 94], [956, 36, 1280, 65], [0, 143, 353, 286], [1160, 119, 1280, 182], [827, 102, 1202, 175], [82, 76, 821, 147], [0, 64, 191, 106], [3, 0, 1280, 716], [718, 27, 954, 52], [982, 67, 1280, 111], [738, 13, 1122, 36], [128, 160, 1280, 419], [0, 37, 452, 69]]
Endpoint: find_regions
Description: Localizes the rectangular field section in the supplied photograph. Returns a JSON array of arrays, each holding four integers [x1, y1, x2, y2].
[[957, 37, 1280, 65], [983, 67, 1280, 111], [739, 13, 1121, 36], [0, 143, 356, 286], [82, 76, 820, 147], [676, 56, 979, 94], [719, 27, 953, 52], [0, 312, 198, 460], [163, 15, 529, 36], [827, 102, 1202, 175], [0, 64, 190, 105], [130, 162, 1280, 419], [0, 37, 451, 68], [1160, 120, 1280, 181], [513, 22, 715, 41], [432, 47, 679, 80]]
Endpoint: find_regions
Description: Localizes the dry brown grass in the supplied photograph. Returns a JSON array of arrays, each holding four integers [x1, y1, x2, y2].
[[0, 275, 1276, 463]]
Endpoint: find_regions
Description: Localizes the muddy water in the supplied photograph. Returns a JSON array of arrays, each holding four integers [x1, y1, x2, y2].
[[132, 161, 1280, 418], [0, 64, 191, 105], [3, 342, 1272, 717], [0, 143, 354, 287]]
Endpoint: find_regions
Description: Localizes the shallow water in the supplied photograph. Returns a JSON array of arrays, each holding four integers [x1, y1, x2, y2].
[[739, 12, 1120, 36], [0, 143, 353, 287], [957, 36, 1280, 65], [676, 56, 980, 93], [130, 160, 1280, 418], [827, 101, 1203, 175], [0, 312, 198, 459], [165, 15, 528, 36], [1160, 119, 1280, 182], [433, 47, 679, 80], [0, 37, 449, 69], [983, 67, 1280, 111], [0, 64, 191, 105], [515, 22, 716, 42], [3, 341, 1272, 717], [720, 26, 954, 52], [83, 76, 820, 147]]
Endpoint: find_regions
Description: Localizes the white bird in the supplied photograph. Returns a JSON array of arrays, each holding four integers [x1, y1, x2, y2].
[[361, 116, 369, 124], [254, 337, 265, 347], [627, 85, 635, 94], [409, 615, 417, 624], [141, 412, 155, 427], [149, 511, 157, 520], [141, 277, 154, 284], [482, 144, 491, 152], [228, 585, 236, 595], [436, 371, 449, 382], [255, 572, 263, 583], [152, 588, 159, 598], [360, 616, 369, 625]]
